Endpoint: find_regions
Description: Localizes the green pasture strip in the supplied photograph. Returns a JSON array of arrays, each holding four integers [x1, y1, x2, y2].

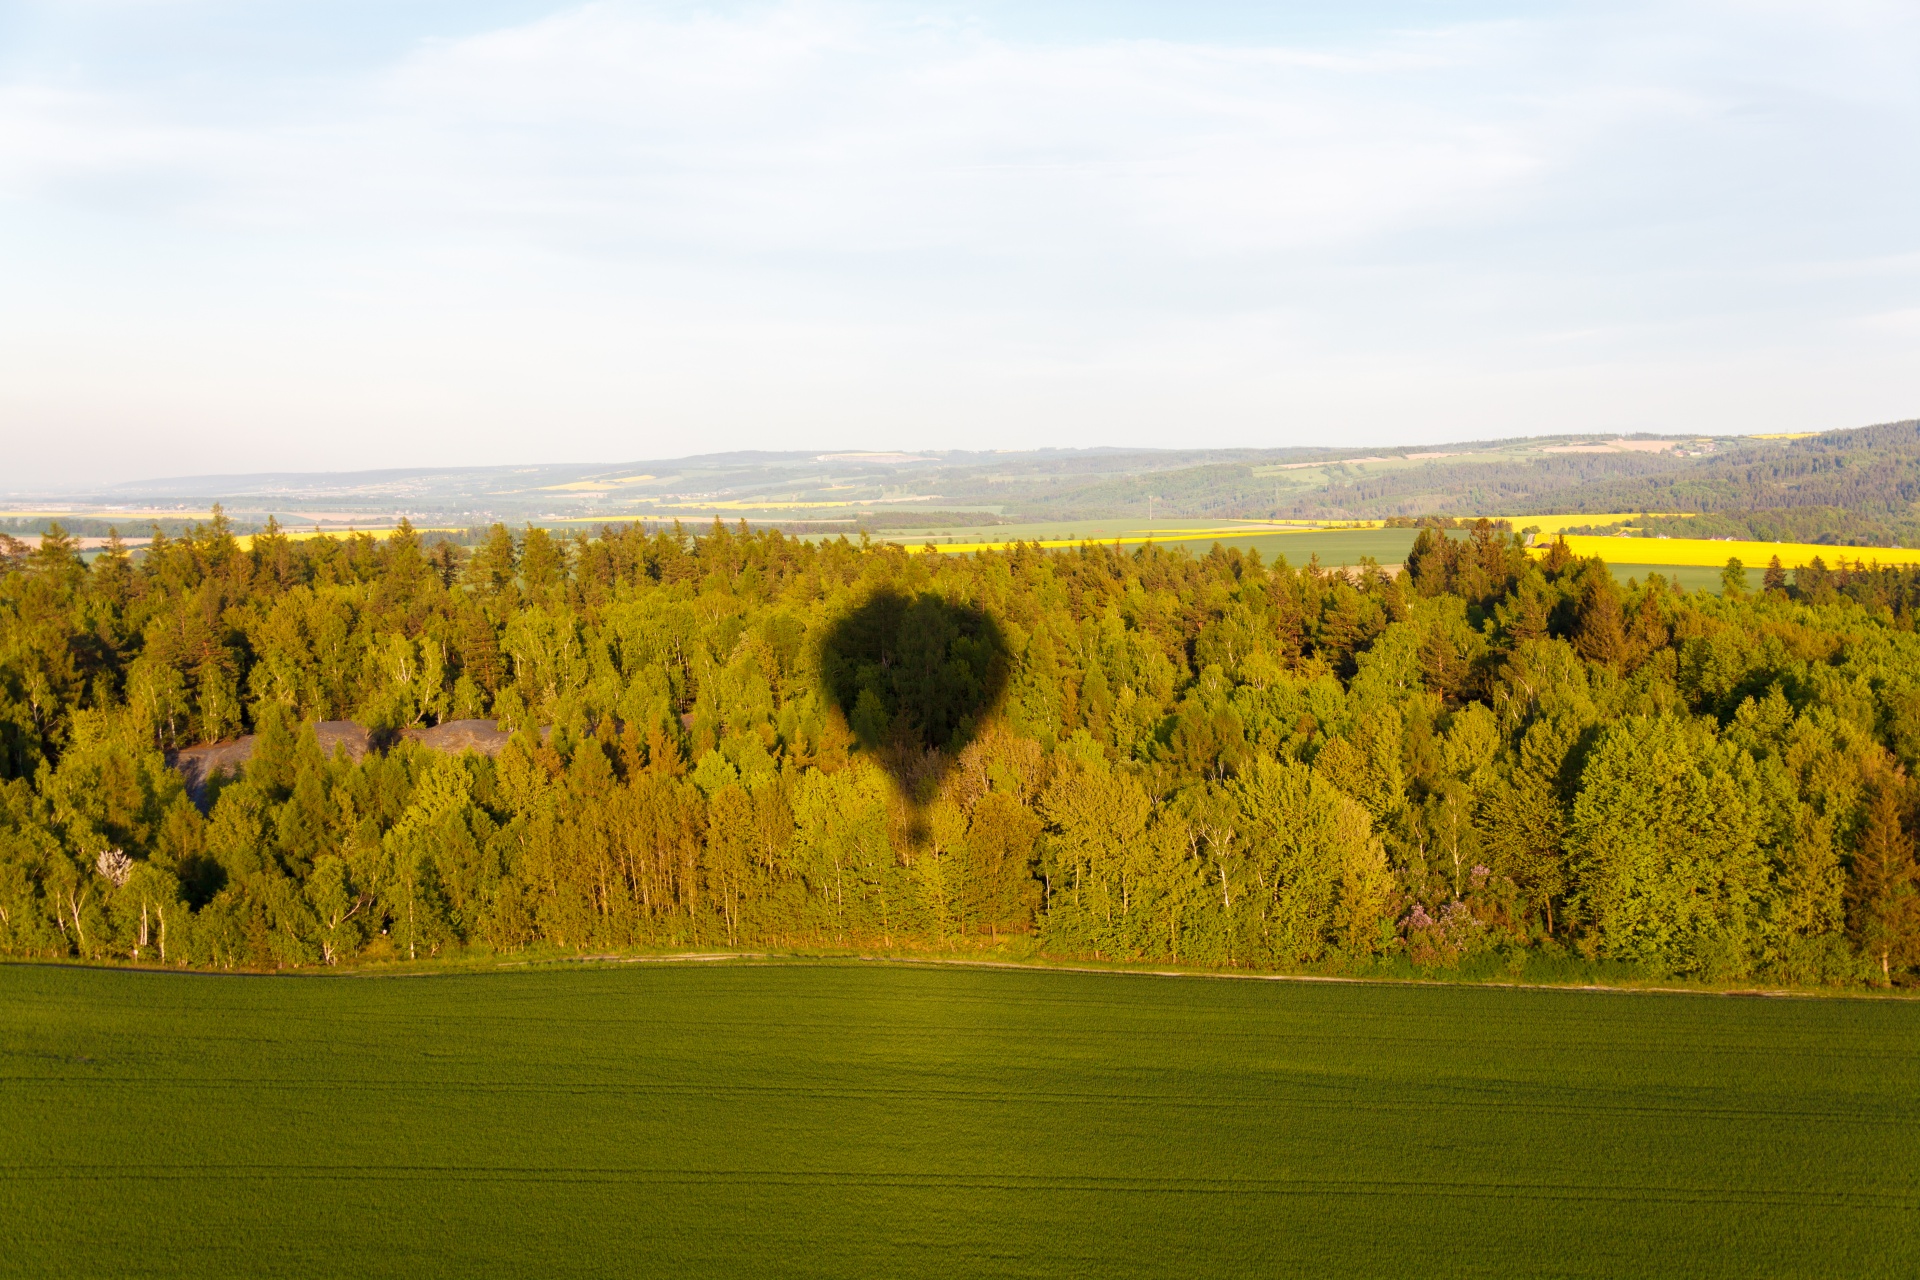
[[872, 526, 1418, 565], [3, 962, 1914, 1279], [1021, 526, 1414, 566], [1165, 527, 1416, 566], [844, 519, 1338, 545], [1604, 562, 1728, 593]]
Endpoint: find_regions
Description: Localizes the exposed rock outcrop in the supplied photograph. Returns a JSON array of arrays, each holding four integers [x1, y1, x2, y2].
[[167, 718, 512, 808], [400, 719, 513, 756], [167, 737, 259, 802]]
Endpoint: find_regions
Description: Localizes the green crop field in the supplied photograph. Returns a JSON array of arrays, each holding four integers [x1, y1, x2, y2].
[[1173, 526, 1416, 566], [1605, 562, 1728, 592], [3, 961, 1914, 1279], [873, 523, 1423, 567], [858, 518, 1352, 549]]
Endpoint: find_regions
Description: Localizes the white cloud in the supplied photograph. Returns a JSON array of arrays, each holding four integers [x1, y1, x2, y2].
[[0, 0, 1916, 485], [5, 4, 1565, 251]]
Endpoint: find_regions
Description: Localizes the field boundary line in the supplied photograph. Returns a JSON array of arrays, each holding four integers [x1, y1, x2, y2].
[[481, 950, 1920, 1002], [7, 951, 1917, 1001], [839, 954, 1882, 1000]]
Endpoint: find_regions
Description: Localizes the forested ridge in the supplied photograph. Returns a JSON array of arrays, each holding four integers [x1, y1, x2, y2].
[[1027, 450, 1701, 522], [3, 512, 1919, 984], [1012, 419, 1920, 533]]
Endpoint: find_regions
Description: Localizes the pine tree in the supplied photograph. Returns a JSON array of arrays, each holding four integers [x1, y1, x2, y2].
[[1796, 555, 1832, 601], [251, 515, 294, 588], [519, 526, 566, 595], [1849, 779, 1920, 982], [1719, 557, 1747, 598], [1405, 528, 1454, 595], [465, 524, 518, 594], [1572, 572, 1627, 669], [456, 603, 504, 695], [92, 527, 133, 609]]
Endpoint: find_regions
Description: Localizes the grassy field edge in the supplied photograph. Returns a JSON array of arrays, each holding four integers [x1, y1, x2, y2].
[[7, 943, 1914, 1001]]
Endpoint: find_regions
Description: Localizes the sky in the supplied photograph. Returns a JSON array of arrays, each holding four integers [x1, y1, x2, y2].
[[2, 0, 1917, 487]]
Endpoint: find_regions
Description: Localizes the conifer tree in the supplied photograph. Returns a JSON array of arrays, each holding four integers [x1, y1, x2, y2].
[[1849, 778, 1920, 982], [1719, 557, 1747, 598], [1572, 573, 1627, 670]]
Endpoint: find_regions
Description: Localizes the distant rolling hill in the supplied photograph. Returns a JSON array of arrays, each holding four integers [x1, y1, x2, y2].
[[7, 420, 1917, 547]]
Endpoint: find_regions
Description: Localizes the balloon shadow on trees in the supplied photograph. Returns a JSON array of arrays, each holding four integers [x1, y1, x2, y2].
[[818, 588, 1011, 801]]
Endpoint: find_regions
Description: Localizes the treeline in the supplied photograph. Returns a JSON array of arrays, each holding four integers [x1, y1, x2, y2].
[[2, 514, 1918, 983], [0, 517, 215, 544], [1551, 510, 1917, 547], [1632, 509, 1920, 549]]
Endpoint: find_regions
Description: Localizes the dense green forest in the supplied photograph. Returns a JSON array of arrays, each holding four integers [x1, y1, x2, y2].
[[2, 513, 1918, 984]]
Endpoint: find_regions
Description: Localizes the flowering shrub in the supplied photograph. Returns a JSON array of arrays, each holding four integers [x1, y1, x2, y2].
[[1401, 868, 1529, 967], [95, 849, 133, 889], [1404, 899, 1487, 967]]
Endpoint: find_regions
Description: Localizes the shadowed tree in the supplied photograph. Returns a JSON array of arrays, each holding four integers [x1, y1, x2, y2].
[[818, 588, 1010, 792]]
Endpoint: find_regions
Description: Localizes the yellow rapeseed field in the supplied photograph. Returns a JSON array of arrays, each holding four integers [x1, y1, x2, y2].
[[233, 527, 462, 551], [1537, 535, 1920, 570]]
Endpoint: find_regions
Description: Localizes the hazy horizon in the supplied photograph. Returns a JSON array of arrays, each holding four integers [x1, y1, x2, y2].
[[6, 428, 1795, 500]]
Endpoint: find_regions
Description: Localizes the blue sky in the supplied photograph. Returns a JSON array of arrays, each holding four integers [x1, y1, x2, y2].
[[2, 0, 1916, 485]]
